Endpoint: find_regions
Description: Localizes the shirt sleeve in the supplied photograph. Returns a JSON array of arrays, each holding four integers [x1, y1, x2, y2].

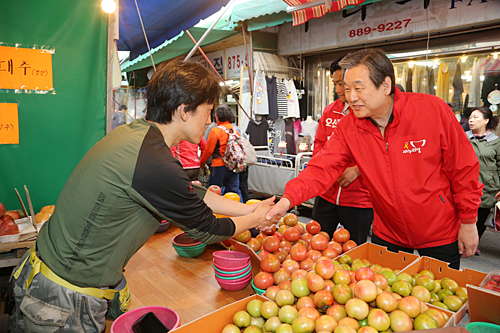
[[438, 100, 483, 220], [313, 115, 328, 157]]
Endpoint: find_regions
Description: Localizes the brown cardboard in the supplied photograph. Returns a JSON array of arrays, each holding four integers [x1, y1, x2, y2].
[[170, 295, 268, 332], [227, 238, 262, 276], [467, 283, 500, 324], [400, 256, 487, 326], [337, 242, 420, 271]]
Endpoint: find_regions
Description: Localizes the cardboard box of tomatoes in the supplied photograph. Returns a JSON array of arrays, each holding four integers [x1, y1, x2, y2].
[[399, 256, 487, 326], [467, 270, 500, 325]]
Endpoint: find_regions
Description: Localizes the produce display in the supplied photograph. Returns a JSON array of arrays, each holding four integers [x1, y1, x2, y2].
[[0, 201, 20, 236], [227, 218, 458, 332], [35, 205, 55, 225], [481, 271, 500, 293]]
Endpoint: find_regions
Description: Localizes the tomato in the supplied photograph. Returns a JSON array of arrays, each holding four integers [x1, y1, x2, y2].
[[411, 285, 431, 303], [342, 240, 357, 253], [293, 223, 305, 234], [333, 284, 352, 305], [397, 296, 421, 318], [322, 247, 338, 259], [307, 273, 326, 293], [306, 249, 322, 262], [254, 271, 274, 289], [261, 254, 281, 273], [375, 291, 397, 313], [328, 241, 343, 255], [265, 317, 282, 333], [262, 225, 276, 236], [299, 258, 314, 271], [389, 310, 413, 332], [233, 310, 251, 327], [354, 279, 378, 303], [260, 301, 279, 319], [319, 231, 330, 241], [208, 185, 222, 195], [290, 243, 308, 261], [414, 313, 439, 330], [298, 307, 321, 322], [273, 232, 284, 242], [296, 296, 316, 311], [246, 299, 263, 317], [275, 290, 295, 307], [235, 230, 251, 243], [273, 268, 291, 285], [333, 228, 350, 243], [264, 285, 280, 301], [257, 249, 270, 260], [273, 249, 287, 263], [345, 298, 369, 320], [284, 227, 301, 242], [246, 238, 261, 252], [354, 267, 375, 282], [190, 180, 202, 186], [291, 278, 310, 298], [263, 236, 280, 253], [221, 324, 240, 333], [315, 259, 336, 280], [310, 234, 329, 251], [443, 295, 464, 312], [291, 316, 315, 333], [314, 289, 334, 309], [300, 232, 313, 244], [392, 280, 412, 297], [306, 220, 321, 234], [283, 213, 299, 226], [315, 315, 337, 333], [279, 239, 293, 253]]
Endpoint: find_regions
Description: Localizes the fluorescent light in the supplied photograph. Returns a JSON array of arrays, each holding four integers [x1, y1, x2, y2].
[[101, 0, 116, 13]]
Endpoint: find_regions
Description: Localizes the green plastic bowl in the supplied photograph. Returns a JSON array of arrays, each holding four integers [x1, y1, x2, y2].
[[172, 243, 206, 258], [251, 279, 266, 295], [215, 269, 252, 281], [213, 262, 252, 275], [466, 322, 500, 333]]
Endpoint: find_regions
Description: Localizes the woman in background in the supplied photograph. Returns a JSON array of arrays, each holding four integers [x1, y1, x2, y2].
[[467, 106, 500, 255]]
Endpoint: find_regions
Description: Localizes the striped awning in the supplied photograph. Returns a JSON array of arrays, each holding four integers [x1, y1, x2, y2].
[[283, 0, 371, 26]]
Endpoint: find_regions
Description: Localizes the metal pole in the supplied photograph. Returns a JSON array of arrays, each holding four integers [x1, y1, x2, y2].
[[184, 0, 237, 62]]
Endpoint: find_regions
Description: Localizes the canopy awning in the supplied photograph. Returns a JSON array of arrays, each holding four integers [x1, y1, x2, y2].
[[231, 0, 292, 31], [283, 0, 381, 26], [121, 27, 238, 72], [118, 0, 231, 60]]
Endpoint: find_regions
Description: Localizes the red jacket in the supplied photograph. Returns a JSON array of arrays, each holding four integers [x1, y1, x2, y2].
[[284, 88, 483, 249], [170, 138, 206, 169], [313, 100, 372, 208]]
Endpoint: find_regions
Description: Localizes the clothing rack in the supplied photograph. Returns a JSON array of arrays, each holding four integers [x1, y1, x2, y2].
[[254, 62, 304, 78]]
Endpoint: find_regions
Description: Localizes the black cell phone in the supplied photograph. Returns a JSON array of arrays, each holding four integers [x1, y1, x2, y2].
[[132, 312, 169, 333]]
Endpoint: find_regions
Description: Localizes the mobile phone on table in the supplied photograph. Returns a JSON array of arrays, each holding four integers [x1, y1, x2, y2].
[[132, 312, 169, 333]]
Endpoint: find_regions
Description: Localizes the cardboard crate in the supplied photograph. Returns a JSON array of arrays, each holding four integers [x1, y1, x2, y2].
[[227, 238, 262, 276], [336, 242, 420, 271], [399, 256, 487, 326], [467, 270, 500, 325], [170, 294, 268, 332]]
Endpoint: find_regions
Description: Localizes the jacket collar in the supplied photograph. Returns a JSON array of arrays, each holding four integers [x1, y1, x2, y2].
[[466, 130, 499, 142], [354, 86, 404, 132]]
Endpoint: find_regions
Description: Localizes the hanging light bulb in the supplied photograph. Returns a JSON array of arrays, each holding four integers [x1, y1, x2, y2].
[[408, 61, 414, 69], [461, 56, 467, 63], [101, 0, 117, 13], [494, 52, 499, 60], [434, 59, 439, 65]]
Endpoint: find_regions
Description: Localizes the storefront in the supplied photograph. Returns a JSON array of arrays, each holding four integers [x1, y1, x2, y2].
[[276, 0, 500, 120]]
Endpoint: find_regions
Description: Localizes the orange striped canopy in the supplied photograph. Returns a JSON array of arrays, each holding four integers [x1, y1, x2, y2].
[[283, 0, 369, 25]]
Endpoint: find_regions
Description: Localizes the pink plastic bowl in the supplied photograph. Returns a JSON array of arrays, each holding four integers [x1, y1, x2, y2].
[[214, 264, 252, 277], [213, 259, 251, 272], [213, 251, 250, 268], [215, 273, 252, 291], [110, 306, 181, 333]]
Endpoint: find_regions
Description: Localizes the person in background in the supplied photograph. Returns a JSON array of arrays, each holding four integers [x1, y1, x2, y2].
[[230, 112, 251, 203], [466, 106, 500, 255], [170, 137, 206, 181], [200, 104, 243, 199], [312, 58, 373, 244], [10, 60, 279, 332], [266, 48, 483, 269], [460, 107, 472, 132], [111, 104, 127, 130]]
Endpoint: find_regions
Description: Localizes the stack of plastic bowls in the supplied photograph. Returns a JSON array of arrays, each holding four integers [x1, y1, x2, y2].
[[172, 233, 206, 258], [213, 250, 252, 291]]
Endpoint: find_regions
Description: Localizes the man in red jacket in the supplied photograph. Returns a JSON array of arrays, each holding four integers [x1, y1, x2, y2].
[[312, 59, 373, 244], [267, 49, 482, 269]]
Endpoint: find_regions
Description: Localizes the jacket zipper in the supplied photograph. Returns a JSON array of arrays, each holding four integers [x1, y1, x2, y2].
[[336, 187, 342, 205], [384, 129, 414, 248]]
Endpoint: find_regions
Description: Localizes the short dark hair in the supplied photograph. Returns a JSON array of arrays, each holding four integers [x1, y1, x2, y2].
[[145, 59, 221, 124], [119, 105, 127, 111], [215, 104, 235, 123], [471, 106, 499, 131], [329, 57, 342, 74], [339, 48, 395, 94]]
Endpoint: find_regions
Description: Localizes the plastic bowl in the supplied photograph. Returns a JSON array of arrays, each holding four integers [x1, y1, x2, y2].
[[213, 258, 251, 272], [215, 268, 252, 280], [172, 233, 202, 247], [110, 306, 181, 333], [251, 279, 266, 295], [172, 243, 206, 258], [156, 221, 171, 234], [216, 273, 252, 291], [213, 263, 252, 277], [213, 251, 250, 268], [466, 322, 500, 333]]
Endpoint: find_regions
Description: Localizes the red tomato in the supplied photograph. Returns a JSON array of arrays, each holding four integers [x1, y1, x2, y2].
[[261, 254, 281, 273], [333, 228, 350, 243], [342, 240, 357, 252], [290, 243, 308, 261], [310, 234, 329, 251], [283, 213, 299, 226], [254, 271, 274, 290], [263, 236, 280, 252], [284, 227, 301, 242], [306, 220, 322, 234], [328, 241, 343, 255], [207, 185, 222, 195], [262, 225, 276, 236]]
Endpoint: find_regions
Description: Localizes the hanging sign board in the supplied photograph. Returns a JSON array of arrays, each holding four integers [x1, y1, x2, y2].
[[0, 103, 19, 144], [225, 45, 249, 80], [0, 46, 54, 91], [191, 50, 224, 77]]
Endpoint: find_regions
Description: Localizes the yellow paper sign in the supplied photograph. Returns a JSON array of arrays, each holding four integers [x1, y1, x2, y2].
[[0, 103, 19, 144], [0, 46, 54, 91]]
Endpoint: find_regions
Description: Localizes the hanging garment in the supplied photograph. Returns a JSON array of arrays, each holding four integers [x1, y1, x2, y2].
[[436, 62, 450, 102], [267, 119, 276, 154], [400, 65, 408, 91], [294, 79, 307, 120], [285, 118, 295, 155], [301, 119, 319, 141], [427, 66, 436, 96], [245, 119, 269, 146], [414, 65, 423, 93], [274, 118, 286, 154], [481, 74, 500, 107], [405, 67, 413, 93], [284, 79, 301, 119], [253, 71, 269, 115], [452, 63, 464, 111], [266, 75, 279, 120], [277, 80, 288, 117], [469, 59, 479, 106]]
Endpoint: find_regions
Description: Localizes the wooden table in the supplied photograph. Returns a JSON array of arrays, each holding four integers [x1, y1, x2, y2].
[[105, 226, 255, 331], [0, 240, 35, 268]]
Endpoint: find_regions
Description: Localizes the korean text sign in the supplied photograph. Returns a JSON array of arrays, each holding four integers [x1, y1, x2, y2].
[[0, 46, 54, 91], [0, 103, 19, 144]]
